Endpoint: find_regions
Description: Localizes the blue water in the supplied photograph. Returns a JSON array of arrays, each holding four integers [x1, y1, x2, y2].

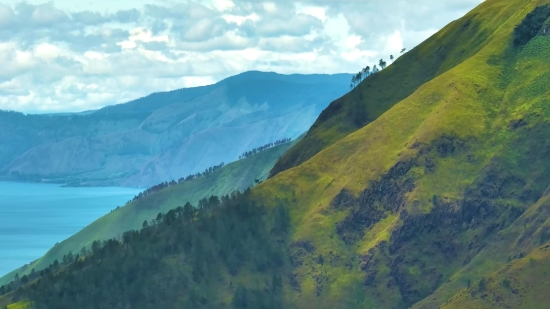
[[0, 182, 141, 277]]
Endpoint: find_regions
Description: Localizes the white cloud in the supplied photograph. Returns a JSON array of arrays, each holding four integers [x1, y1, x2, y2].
[[212, 0, 235, 11], [384, 31, 404, 56], [0, 0, 484, 113], [33, 42, 62, 60], [296, 4, 327, 22], [221, 13, 258, 25], [117, 27, 169, 49]]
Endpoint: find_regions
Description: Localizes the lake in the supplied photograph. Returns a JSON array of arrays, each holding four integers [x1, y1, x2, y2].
[[0, 182, 141, 277]]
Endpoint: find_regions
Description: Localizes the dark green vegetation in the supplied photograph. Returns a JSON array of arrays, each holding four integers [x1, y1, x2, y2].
[[131, 162, 226, 203], [239, 138, 291, 160], [0, 138, 300, 287], [6, 0, 550, 308], [513, 5, 550, 46], [132, 138, 292, 203], [2, 191, 292, 309], [0, 71, 351, 187]]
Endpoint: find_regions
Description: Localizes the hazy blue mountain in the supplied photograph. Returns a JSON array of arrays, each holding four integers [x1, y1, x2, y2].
[[0, 71, 352, 187]]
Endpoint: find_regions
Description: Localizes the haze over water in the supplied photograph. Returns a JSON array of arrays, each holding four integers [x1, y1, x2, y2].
[[0, 182, 141, 277]]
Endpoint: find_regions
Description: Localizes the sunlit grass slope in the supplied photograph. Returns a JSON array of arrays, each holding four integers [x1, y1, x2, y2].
[[0, 138, 300, 287], [0, 293, 28, 309], [7, 302, 29, 309], [249, 0, 550, 307], [270, 0, 499, 178]]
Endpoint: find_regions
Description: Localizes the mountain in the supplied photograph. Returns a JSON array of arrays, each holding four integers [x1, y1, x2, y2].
[[0, 71, 351, 187], [4, 0, 550, 308], [0, 137, 301, 287]]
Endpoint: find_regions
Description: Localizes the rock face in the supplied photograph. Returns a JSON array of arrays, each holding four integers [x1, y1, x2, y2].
[[0, 71, 352, 187]]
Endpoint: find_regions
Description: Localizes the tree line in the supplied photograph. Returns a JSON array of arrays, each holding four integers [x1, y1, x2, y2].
[[130, 162, 225, 202], [350, 48, 407, 89], [1, 190, 292, 309], [239, 138, 292, 160]]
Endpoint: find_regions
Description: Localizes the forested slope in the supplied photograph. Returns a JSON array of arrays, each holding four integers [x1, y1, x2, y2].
[[0, 138, 300, 287]]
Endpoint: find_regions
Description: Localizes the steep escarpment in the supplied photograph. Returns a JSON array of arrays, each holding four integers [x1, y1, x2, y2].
[[256, 0, 550, 307], [4, 0, 550, 308], [269, 0, 496, 178]]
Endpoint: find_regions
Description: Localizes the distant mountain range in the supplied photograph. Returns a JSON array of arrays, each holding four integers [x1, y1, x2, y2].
[[0, 71, 352, 187]]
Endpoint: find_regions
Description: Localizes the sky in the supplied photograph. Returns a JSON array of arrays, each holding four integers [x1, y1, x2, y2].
[[0, 0, 484, 113]]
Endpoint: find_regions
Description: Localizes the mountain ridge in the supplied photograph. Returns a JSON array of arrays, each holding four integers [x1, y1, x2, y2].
[[0, 71, 351, 187]]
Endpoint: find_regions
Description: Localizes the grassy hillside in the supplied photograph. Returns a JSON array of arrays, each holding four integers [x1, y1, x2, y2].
[[0, 138, 299, 287], [4, 0, 550, 308], [269, 0, 503, 178], [437, 192, 550, 309], [252, 0, 550, 307], [441, 243, 550, 309]]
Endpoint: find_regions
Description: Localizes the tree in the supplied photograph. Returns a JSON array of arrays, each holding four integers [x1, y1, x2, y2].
[[351, 75, 357, 88], [363, 66, 370, 78], [400, 47, 407, 54], [390, 55, 394, 62], [91, 241, 101, 255], [183, 202, 195, 222], [231, 284, 248, 308], [142, 220, 148, 229], [372, 65, 379, 73], [379, 59, 387, 70]]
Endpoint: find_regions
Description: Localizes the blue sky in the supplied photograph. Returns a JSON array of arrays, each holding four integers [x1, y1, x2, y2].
[[0, 0, 484, 113]]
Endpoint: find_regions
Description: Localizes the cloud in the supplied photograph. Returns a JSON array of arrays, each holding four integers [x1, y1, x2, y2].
[[0, 0, 484, 113]]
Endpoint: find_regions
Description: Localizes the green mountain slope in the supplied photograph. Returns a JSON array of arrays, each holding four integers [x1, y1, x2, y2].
[[269, 1, 502, 178], [0, 138, 299, 287], [0, 71, 350, 187], [4, 0, 550, 308], [441, 243, 550, 309], [256, 0, 550, 307]]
